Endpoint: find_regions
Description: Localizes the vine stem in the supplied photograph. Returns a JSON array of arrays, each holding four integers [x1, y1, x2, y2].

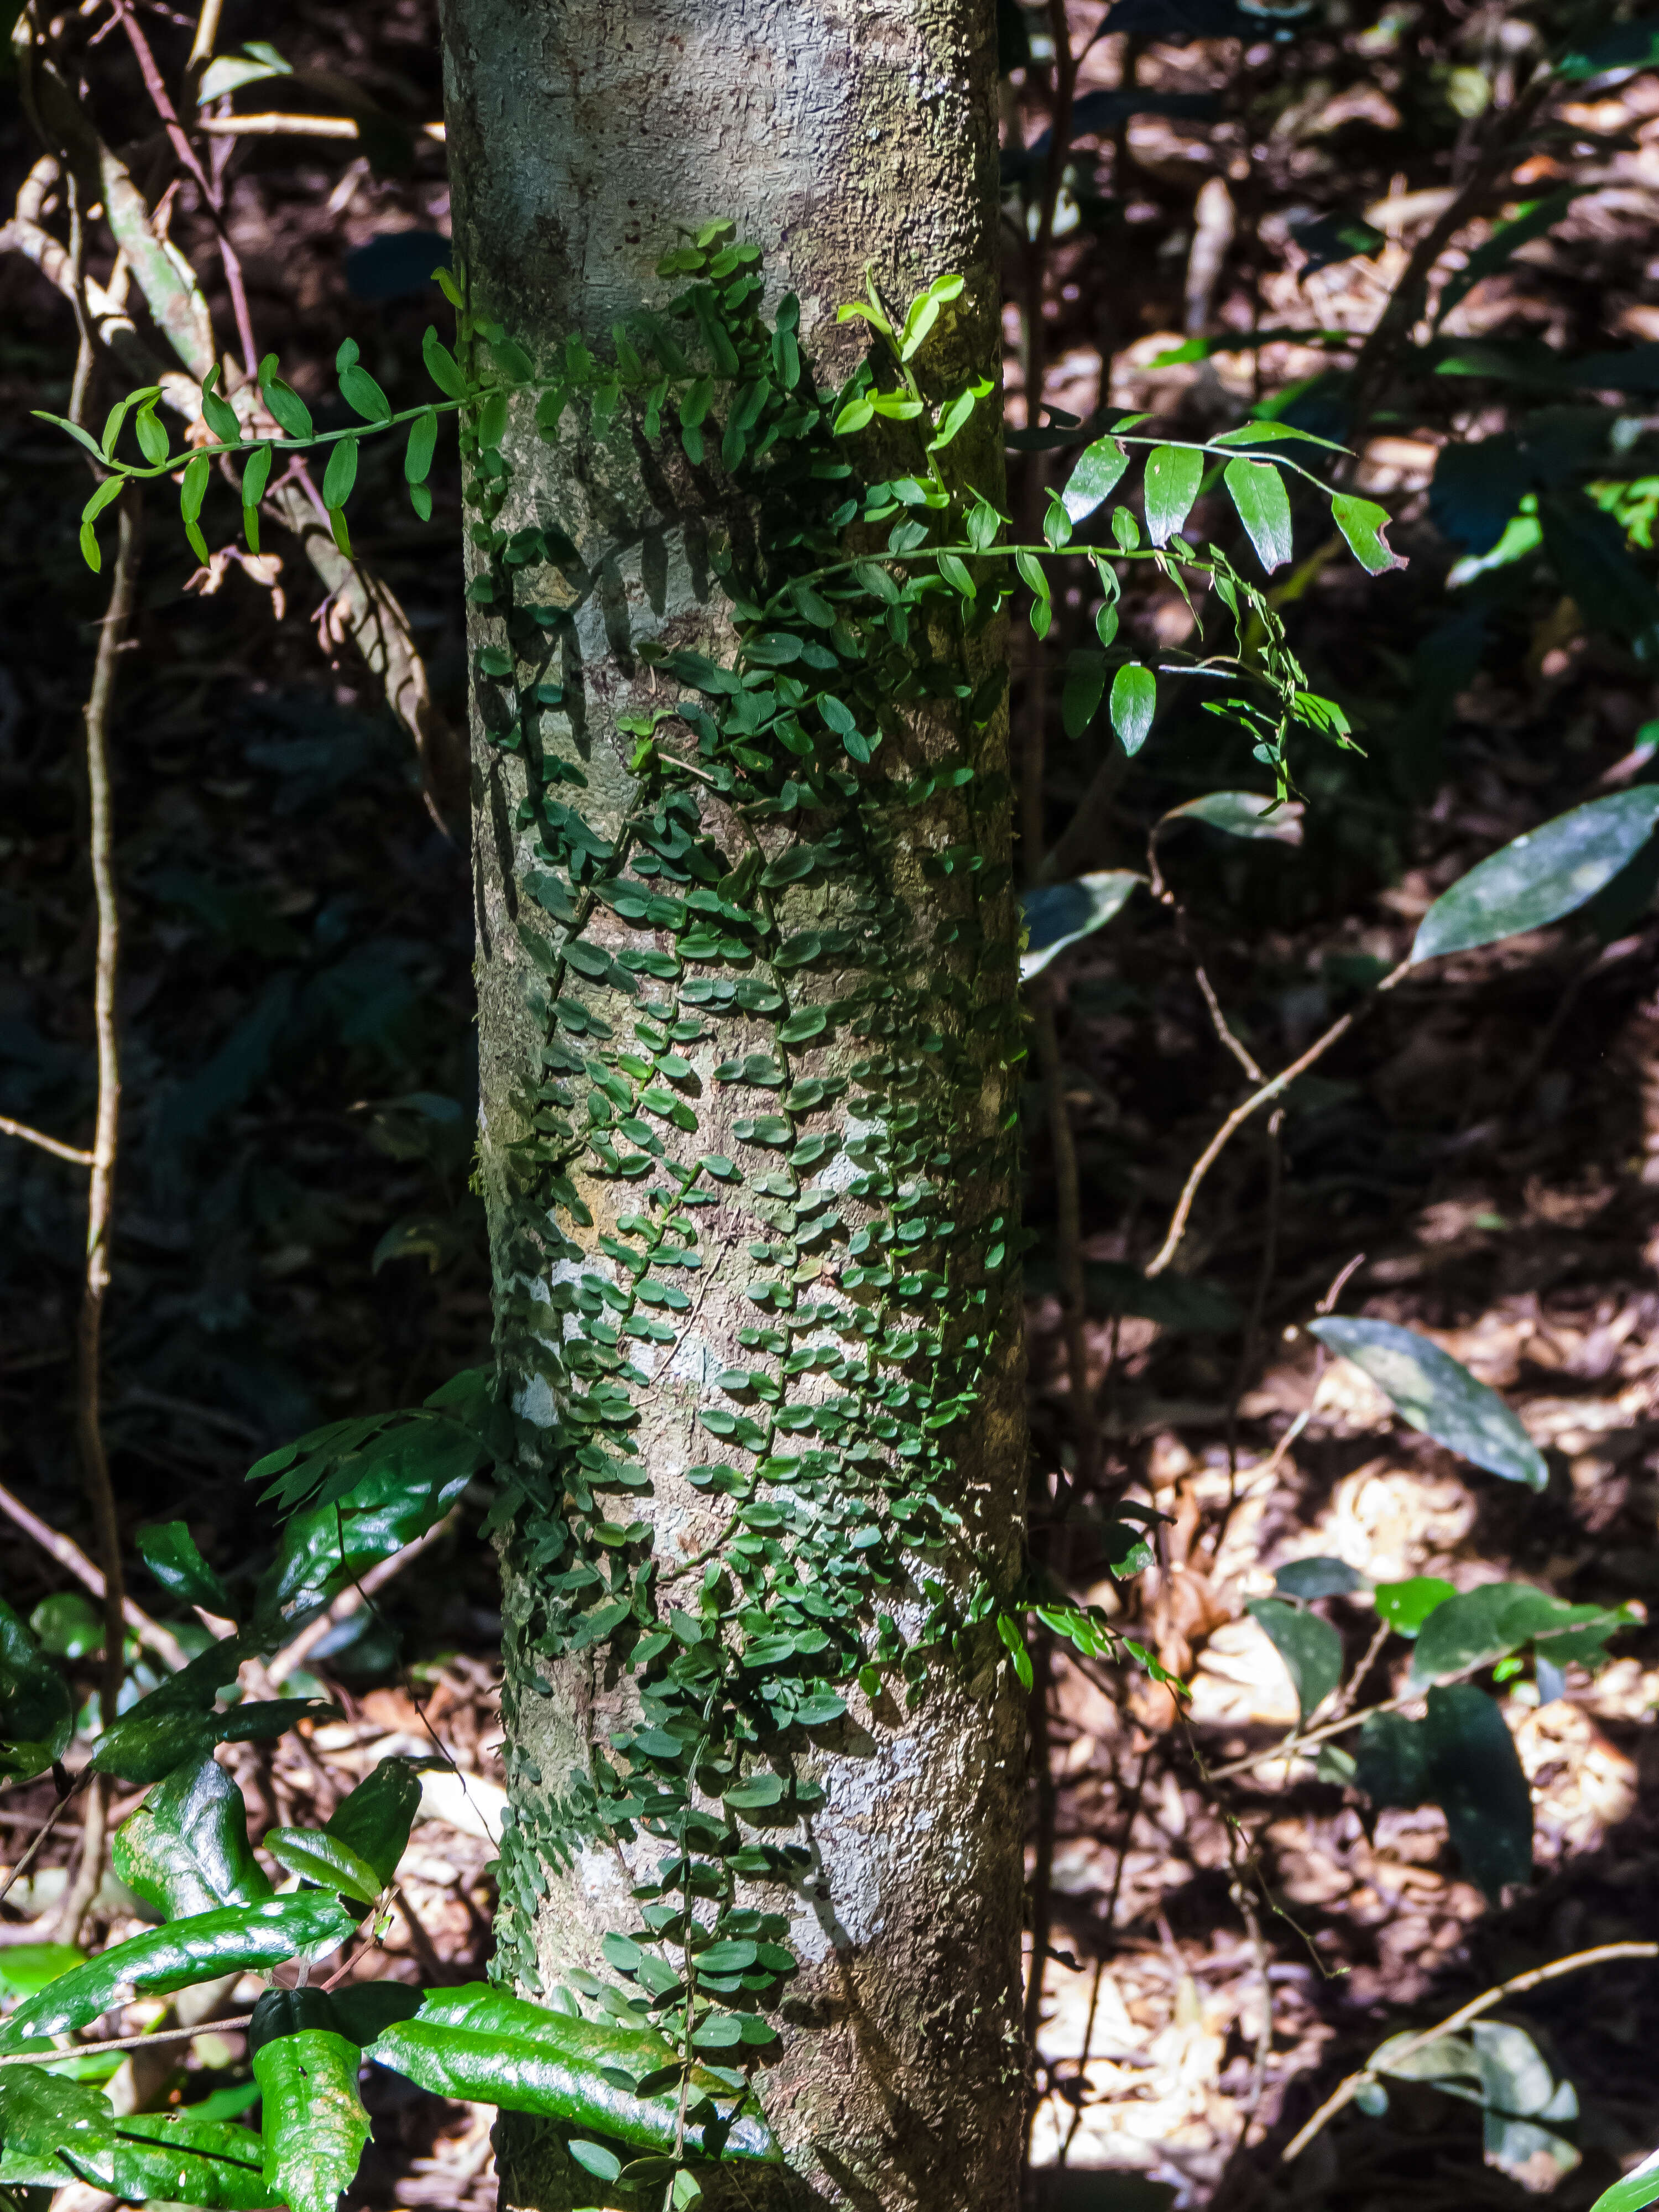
[[0, 1115, 93, 1165], [1142, 958, 1410, 1279], [1281, 1942, 1659, 2161]]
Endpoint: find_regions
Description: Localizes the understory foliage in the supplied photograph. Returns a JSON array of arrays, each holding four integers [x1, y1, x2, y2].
[[9, 2, 1659, 2210]]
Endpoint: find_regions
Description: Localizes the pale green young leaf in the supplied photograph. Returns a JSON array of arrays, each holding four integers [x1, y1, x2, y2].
[[898, 272, 964, 360], [1245, 1598, 1343, 1720], [1331, 492, 1405, 573]]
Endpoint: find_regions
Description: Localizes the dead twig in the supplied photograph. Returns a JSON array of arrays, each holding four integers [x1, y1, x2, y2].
[[0, 1477, 188, 1671], [1282, 1941, 1659, 2160]]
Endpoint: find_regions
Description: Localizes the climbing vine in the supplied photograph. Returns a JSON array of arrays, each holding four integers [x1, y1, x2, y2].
[[16, 217, 1562, 2210]]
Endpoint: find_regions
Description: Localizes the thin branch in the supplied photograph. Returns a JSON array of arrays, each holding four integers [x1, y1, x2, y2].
[[0, 1771, 87, 1915], [187, 0, 223, 69], [1144, 960, 1410, 1279], [77, 495, 142, 1762], [0, 1116, 94, 1165], [1034, 999, 1100, 1494], [265, 1508, 458, 1683], [0, 2017, 254, 2068], [0, 1475, 189, 1671], [52, 1771, 108, 1947], [1282, 1942, 1659, 2161], [197, 113, 446, 143]]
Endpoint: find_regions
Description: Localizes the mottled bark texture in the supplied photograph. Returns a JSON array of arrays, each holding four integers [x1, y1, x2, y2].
[[439, 5, 1026, 2207]]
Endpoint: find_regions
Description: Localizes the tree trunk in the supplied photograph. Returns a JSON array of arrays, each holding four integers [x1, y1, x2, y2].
[[438, 4, 1026, 2206]]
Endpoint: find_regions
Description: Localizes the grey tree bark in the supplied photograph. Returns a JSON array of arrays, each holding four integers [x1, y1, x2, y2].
[[438, 6, 1026, 2207]]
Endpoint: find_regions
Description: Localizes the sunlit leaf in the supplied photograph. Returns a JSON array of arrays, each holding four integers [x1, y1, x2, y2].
[[1245, 1598, 1343, 1720], [0, 1896, 354, 2047], [112, 1754, 271, 1920], [1332, 492, 1406, 574], [1062, 435, 1130, 523], [1142, 444, 1203, 545], [1412, 787, 1659, 964], [1158, 790, 1304, 844], [1019, 871, 1142, 980], [366, 1984, 778, 2162], [1588, 2147, 1659, 2212], [253, 2029, 370, 2212], [1307, 1316, 1546, 1487], [1373, 1576, 1455, 1638], [1224, 456, 1293, 572], [1109, 661, 1156, 754]]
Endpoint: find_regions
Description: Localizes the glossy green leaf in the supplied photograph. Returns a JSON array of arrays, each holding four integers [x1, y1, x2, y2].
[[263, 1825, 385, 1906], [255, 1416, 482, 1615], [366, 1985, 778, 2162], [1307, 1316, 1546, 1488], [338, 362, 392, 425], [325, 1755, 422, 1886], [1332, 493, 1405, 574], [1224, 456, 1293, 573], [253, 2029, 370, 2212], [569, 2140, 623, 2183], [1157, 790, 1303, 845], [1374, 1576, 1455, 1638], [0, 1598, 72, 1781], [1411, 788, 1659, 964], [1245, 1599, 1343, 1720], [1410, 1580, 1626, 1688], [321, 437, 358, 511], [0, 1895, 354, 2047], [112, 1754, 271, 1919], [0, 1944, 83, 1999], [1588, 2147, 1659, 2212], [1109, 661, 1156, 754], [1062, 435, 1130, 524], [1142, 445, 1203, 546], [257, 364, 313, 441], [1019, 871, 1141, 980], [421, 326, 468, 401], [135, 1521, 235, 1618], [0, 2077, 272, 2210], [1061, 650, 1107, 738], [28, 1592, 101, 1660], [93, 1695, 335, 1783], [0, 2065, 118, 2187], [405, 406, 438, 484]]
